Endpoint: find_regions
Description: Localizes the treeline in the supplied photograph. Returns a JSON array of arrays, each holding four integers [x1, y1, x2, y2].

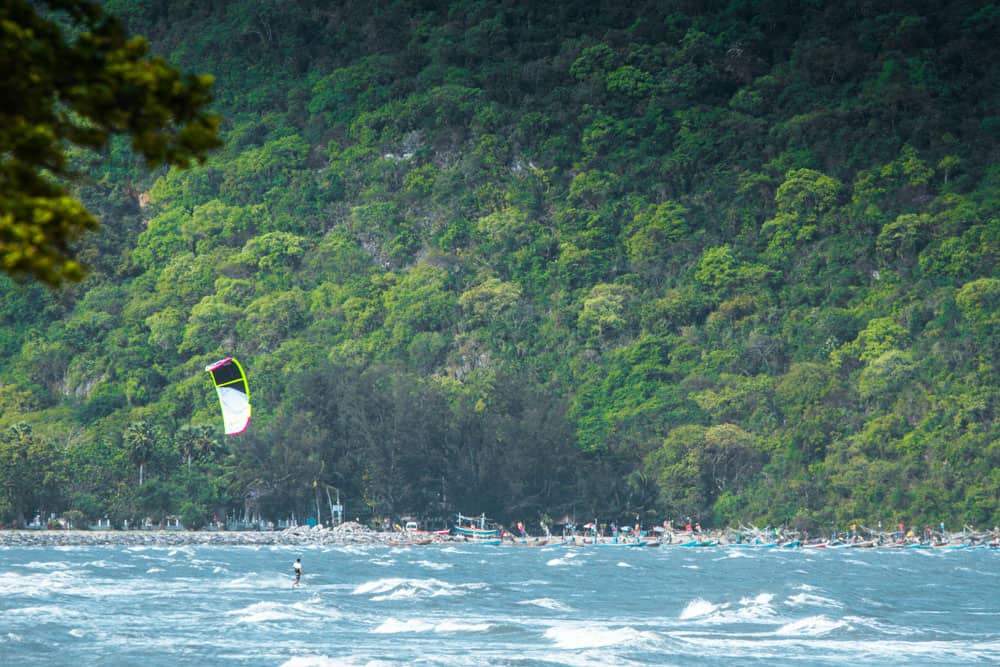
[[0, 0, 997, 530]]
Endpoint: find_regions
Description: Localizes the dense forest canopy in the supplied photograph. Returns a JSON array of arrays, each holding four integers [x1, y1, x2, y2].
[[0, 0, 997, 532]]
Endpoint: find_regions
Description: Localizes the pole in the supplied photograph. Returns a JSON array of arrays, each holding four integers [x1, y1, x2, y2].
[[314, 480, 321, 527]]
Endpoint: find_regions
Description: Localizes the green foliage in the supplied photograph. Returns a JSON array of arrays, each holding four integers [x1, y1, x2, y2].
[[0, 0, 998, 531], [0, 0, 221, 285]]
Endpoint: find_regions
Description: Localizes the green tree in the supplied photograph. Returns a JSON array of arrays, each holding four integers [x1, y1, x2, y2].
[[123, 420, 156, 486], [0, 422, 64, 524], [176, 423, 217, 473], [1, 0, 221, 285]]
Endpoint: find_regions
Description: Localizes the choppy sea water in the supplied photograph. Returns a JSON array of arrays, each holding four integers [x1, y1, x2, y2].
[[1, 542, 998, 666]]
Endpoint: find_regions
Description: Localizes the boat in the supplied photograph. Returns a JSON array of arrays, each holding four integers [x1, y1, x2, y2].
[[454, 513, 502, 544], [678, 539, 717, 547]]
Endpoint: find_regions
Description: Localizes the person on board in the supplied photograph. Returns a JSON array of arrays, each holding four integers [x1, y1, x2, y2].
[[293, 558, 303, 587]]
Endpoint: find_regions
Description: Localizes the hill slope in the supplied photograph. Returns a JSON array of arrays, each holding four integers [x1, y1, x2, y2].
[[0, 0, 997, 531]]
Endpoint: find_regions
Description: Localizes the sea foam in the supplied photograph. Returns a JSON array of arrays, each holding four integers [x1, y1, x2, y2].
[[518, 597, 574, 612], [544, 624, 660, 649], [353, 577, 486, 601], [774, 615, 849, 636]]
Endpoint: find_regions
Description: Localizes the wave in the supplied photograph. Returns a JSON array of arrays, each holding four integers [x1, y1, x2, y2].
[[218, 573, 290, 590], [1, 604, 83, 622], [544, 624, 661, 650], [669, 634, 1000, 662], [281, 657, 397, 667], [784, 592, 843, 609], [22, 560, 75, 570], [680, 598, 720, 620], [678, 593, 779, 625], [227, 599, 341, 625], [352, 577, 487, 601], [372, 617, 492, 634], [411, 559, 452, 571], [774, 615, 849, 636], [0, 569, 84, 596], [545, 552, 581, 567], [439, 546, 472, 555], [518, 597, 574, 612]]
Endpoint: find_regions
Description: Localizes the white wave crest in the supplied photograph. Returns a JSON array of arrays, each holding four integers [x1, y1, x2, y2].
[[218, 574, 290, 590], [372, 617, 434, 634], [518, 597, 574, 612], [775, 615, 848, 636], [23, 560, 74, 570], [680, 593, 779, 625], [545, 555, 581, 567], [227, 600, 341, 625], [0, 570, 83, 596], [281, 657, 396, 667], [433, 620, 492, 633], [6, 605, 83, 621], [785, 592, 842, 608], [740, 593, 774, 606], [544, 624, 660, 649], [680, 598, 721, 620], [353, 577, 485, 601], [372, 617, 491, 634], [412, 559, 452, 571]]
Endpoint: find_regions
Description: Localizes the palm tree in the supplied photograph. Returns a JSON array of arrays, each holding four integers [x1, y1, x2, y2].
[[192, 424, 219, 464], [123, 421, 156, 486], [176, 425, 195, 474], [176, 424, 218, 473]]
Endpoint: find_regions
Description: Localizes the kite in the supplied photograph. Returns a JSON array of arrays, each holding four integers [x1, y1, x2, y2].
[[205, 357, 251, 435]]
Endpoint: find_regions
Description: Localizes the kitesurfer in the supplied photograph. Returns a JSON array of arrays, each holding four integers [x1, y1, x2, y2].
[[293, 558, 303, 587]]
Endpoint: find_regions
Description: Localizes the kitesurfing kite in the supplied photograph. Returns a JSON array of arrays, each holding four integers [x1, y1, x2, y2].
[[205, 357, 251, 435]]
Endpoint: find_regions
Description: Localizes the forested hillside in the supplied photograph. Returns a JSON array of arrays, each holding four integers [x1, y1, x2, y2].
[[1, 0, 997, 532]]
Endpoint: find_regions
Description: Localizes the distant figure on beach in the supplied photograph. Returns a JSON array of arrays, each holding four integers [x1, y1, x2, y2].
[[293, 558, 303, 587]]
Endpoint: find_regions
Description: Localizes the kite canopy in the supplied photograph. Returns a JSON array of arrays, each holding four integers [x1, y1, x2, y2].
[[205, 357, 251, 435]]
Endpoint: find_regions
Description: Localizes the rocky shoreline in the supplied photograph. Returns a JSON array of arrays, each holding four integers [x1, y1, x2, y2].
[[3, 524, 994, 549], [0, 522, 450, 547]]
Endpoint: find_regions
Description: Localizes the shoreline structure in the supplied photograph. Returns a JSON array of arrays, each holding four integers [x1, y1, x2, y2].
[[1, 522, 996, 549]]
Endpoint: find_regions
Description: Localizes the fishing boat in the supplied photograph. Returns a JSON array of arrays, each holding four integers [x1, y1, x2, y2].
[[678, 539, 717, 547], [454, 513, 502, 545]]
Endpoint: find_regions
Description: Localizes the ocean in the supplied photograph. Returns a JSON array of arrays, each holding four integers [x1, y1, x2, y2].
[[1, 542, 997, 665]]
